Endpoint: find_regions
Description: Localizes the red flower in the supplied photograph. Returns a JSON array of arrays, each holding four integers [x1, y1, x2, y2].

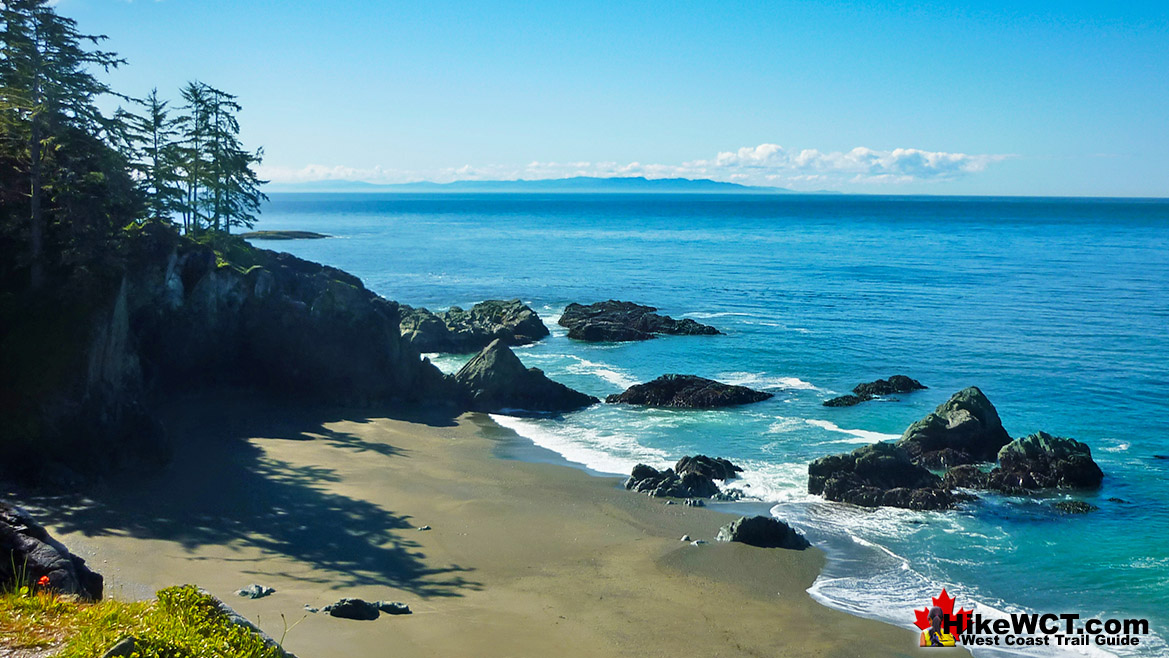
[[36, 575, 50, 587]]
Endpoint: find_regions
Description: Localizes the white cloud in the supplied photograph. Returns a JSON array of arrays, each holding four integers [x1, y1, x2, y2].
[[262, 143, 1013, 189]]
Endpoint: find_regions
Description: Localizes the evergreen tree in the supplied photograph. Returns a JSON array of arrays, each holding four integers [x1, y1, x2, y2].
[[120, 88, 183, 225], [0, 0, 124, 288], [176, 81, 210, 234]]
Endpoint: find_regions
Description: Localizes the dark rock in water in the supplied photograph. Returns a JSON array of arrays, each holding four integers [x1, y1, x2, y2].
[[1053, 501, 1098, 514], [453, 339, 598, 413], [400, 299, 549, 353], [624, 462, 724, 499], [377, 601, 411, 615], [853, 375, 927, 397], [823, 394, 872, 407], [558, 300, 720, 342], [823, 376, 925, 407], [917, 448, 976, 471], [236, 584, 275, 599], [683, 498, 705, 507], [712, 488, 746, 502], [1153, 455, 1169, 460], [1107, 497, 1130, 504], [715, 516, 810, 550], [992, 432, 1104, 490], [1, 500, 103, 600], [323, 598, 381, 620], [238, 230, 330, 240], [807, 442, 958, 511], [896, 387, 1011, 468], [674, 455, 743, 481], [606, 375, 773, 408]]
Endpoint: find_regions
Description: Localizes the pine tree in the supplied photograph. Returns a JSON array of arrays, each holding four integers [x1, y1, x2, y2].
[[176, 81, 210, 234], [0, 0, 124, 288]]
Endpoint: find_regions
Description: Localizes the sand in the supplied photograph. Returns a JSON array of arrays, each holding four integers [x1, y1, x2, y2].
[[12, 395, 925, 657]]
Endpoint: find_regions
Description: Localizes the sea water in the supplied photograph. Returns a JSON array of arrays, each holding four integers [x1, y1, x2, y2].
[[253, 193, 1169, 656]]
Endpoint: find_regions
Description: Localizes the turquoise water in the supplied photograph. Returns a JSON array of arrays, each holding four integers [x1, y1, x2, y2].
[[253, 193, 1169, 656]]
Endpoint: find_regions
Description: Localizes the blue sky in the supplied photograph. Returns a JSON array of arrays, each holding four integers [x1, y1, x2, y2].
[[65, 1, 1168, 196]]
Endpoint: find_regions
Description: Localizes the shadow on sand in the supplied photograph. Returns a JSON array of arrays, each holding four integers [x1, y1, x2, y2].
[[18, 393, 481, 598]]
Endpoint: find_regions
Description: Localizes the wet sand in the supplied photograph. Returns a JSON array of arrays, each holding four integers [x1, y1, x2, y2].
[[16, 395, 924, 657]]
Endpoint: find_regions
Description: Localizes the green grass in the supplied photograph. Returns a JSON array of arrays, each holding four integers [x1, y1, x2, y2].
[[0, 585, 287, 658]]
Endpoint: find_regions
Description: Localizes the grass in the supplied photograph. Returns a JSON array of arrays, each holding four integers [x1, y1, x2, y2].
[[0, 584, 288, 658]]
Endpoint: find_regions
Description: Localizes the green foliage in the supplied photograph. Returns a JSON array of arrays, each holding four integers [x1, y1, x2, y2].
[[0, 585, 287, 658]]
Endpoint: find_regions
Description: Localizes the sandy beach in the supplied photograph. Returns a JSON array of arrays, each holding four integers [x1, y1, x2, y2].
[[11, 394, 924, 657]]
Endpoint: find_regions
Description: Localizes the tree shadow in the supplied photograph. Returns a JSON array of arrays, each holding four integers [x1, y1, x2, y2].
[[16, 393, 480, 598]]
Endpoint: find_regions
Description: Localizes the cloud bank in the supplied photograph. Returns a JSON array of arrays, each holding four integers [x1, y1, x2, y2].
[[261, 143, 1012, 189]]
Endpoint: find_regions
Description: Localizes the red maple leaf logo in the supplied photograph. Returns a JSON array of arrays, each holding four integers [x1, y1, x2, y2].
[[914, 588, 971, 638]]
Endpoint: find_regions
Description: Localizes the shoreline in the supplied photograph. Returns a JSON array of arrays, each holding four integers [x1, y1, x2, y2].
[[10, 394, 924, 657]]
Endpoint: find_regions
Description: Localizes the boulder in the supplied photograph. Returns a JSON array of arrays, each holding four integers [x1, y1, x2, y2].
[[896, 387, 1011, 468], [236, 584, 275, 599], [323, 598, 381, 620], [715, 516, 810, 550], [624, 462, 724, 499], [558, 300, 720, 342], [674, 455, 743, 481], [992, 432, 1104, 490], [1, 500, 103, 600], [400, 299, 549, 353], [606, 375, 773, 408], [377, 601, 411, 615], [823, 394, 870, 407], [453, 339, 598, 413], [807, 442, 958, 511], [853, 375, 927, 397]]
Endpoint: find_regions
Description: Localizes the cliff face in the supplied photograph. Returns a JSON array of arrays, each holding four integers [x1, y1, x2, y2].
[[1, 225, 451, 483]]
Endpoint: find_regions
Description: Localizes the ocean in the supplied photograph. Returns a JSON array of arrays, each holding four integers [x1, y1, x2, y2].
[[252, 193, 1169, 656]]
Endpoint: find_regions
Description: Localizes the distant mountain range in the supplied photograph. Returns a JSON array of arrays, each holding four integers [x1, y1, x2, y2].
[[264, 176, 838, 194]]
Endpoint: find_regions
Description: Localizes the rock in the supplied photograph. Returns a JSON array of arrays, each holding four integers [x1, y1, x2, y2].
[[823, 394, 872, 407], [853, 375, 927, 397], [624, 460, 729, 499], [674, 455, 743, 481], [683, 498, 705, 507], [711, 488, 746, 502], [1, 501, 103, 600], [1107, 497, 1130, 504], [236, 584, 275, 599], [304, 605, 319, 613], [896, 387, 1011, 468], [453, 339, 598, 413], [606, 375, 773, 408], [1053, 501, 1098, 514], [323, 598, 381, 620], [715, 516, 810, 550], [1154, 455, 1169, 460], [101, 637, 139, 658], [941, 464, 991, 490], [558, 300, 720, 342], [807, 442, 958, 511], [417, 525, 431, 531], [824, 376, 926, 407], [400, 299, 549, 353], [377, 601, 411, 615], [992, 432, 1104, 490], [690, 540, 706, 546], [238, 230, 330, 240], [680, 535, 691, 542]]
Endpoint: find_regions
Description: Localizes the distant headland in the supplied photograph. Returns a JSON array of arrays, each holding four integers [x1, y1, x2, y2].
[[264, 176, 841, 195]]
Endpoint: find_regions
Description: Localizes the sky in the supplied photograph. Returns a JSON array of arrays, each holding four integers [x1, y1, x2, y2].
[[62, 0, 1169, 196]]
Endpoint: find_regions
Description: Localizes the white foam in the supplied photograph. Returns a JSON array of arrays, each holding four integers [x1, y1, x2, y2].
[[488, 413, 669, 476], [805, 419, 900, 443], [1101, 442, 1130, 453], [718, 371, 820, 391]]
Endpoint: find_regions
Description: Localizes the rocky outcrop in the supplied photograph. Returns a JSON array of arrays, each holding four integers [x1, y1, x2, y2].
[[453, 339, 597, 413], [1, 500, 103, 600], [1053, 501, 1097, 514], [400, 299, 549, 353], [896, 387, 1011, 469], [606, 375, 773, 408], [624, 454, 745, 500], [823, 375, 926, 407], [1, 225, 454, 482], [323, 598, 381, 620], [674, 455, 743, 481], [943, 432, 1104, 492], [992, 432, 1104, 490], [715, 516, 810, 550], [807, 442, 960, 511], [558, 300, 720, 342]]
